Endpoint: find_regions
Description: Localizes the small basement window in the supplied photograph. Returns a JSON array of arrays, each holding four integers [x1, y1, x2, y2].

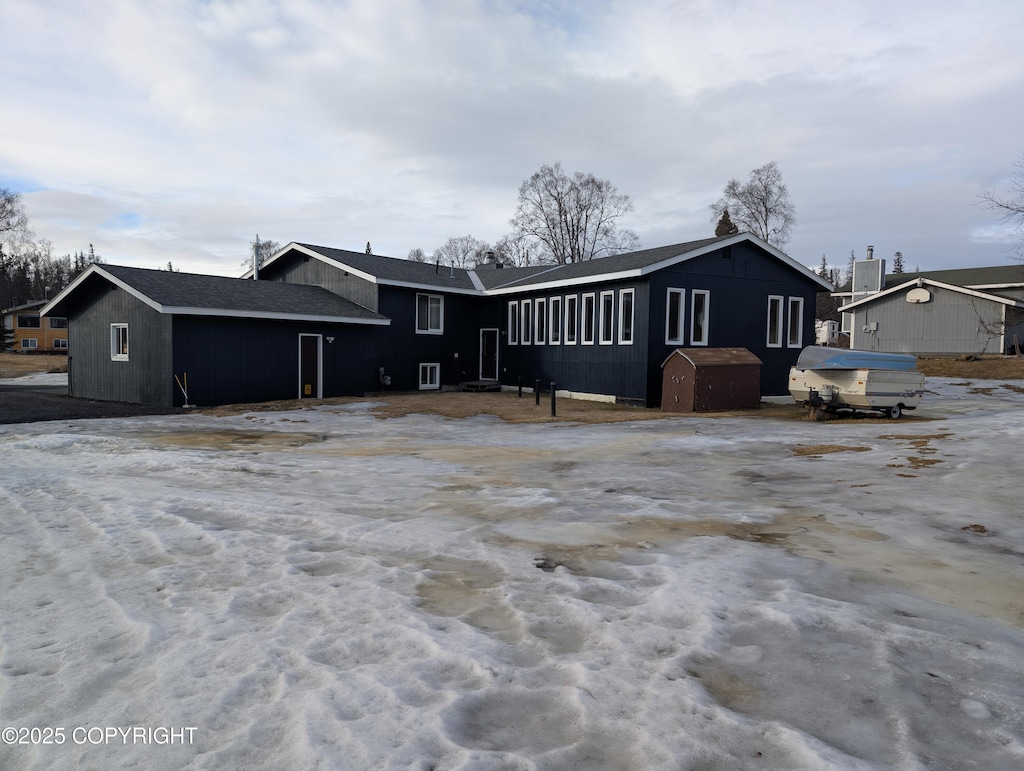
[[21, 338, 38, 349], [54, 338, 68, 350], [111, 323, 129, 360], [419, 362, 440, 390]]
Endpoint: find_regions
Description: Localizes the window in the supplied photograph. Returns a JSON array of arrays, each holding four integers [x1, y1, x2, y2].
[[49, 317, 68, 329], [20, 338, 38, 349], [691, 290, 710, 346], [767, 295, 784, 348], [534, 298, 547, 346], [110, 323, 129, 360], [549, 297, 562, 344], [564, 295, 578, 345], [419, 363, 440, 390], [416, 294, 443, 334], [54, 338, 68, 350], [599, 291, 615, 345], [666, 288, 685, 345], [508, 302, 519, 345], [582, 293, 596, 345], [618, 289, 634, 345], [520, 299, 532, 344], [787, 297, 804, 348], [17, 315, 40, 328]]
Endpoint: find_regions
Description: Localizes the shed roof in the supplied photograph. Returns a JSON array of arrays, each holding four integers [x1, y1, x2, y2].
[[662, 347, 762, 368], [42, 264, 390, 325]]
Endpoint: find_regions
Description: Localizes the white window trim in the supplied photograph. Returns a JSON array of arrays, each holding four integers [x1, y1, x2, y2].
[[110, 323, 129, 360], [416, 293, 444, 335], [21, 338, 38, 349], [564, 295, 578, 345], [418, 362, 440, 390], [54, 338, 68, 349], [691, 290, 710, 346], [534, 298, 546, 346], [581, 293, 596, 345], [787, 296, 804, 348], [520, 299, 532, 345], [618, 288, 635, 345], [549, 296, 562, 345], [766, 295, 784, 348], [508, 301, 519, 345], [599, 290, 615, 345], [665, 287, 685, 345]]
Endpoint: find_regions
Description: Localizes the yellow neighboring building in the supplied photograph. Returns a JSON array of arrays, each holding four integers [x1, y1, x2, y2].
[[3, 301, 68, 353]]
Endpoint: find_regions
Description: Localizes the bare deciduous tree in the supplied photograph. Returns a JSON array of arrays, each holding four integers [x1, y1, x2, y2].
[[1, 188, 32, 248], [709, 161, 795, 248], [510, 163, 639, 264], [980, 154, 1024, 256], [407, 248, 427, 263], [431, 235, 491, 269], [242, 238, 282, 270]]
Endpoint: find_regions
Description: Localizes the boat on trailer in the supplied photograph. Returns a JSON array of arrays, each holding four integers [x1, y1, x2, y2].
[[788, 346, 926, 420]]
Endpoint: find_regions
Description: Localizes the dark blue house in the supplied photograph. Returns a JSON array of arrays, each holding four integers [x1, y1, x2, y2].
[[43, 234, 831, 408]]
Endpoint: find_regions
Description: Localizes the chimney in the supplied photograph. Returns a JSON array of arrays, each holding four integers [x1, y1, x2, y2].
[[866, 245, 874, 260]]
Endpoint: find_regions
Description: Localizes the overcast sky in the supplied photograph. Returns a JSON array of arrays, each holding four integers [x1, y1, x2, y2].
[[3, 0, 1023, 277]]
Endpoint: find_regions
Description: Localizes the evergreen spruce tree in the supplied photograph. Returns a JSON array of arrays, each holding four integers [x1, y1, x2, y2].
[[714, 208, 740, 236]]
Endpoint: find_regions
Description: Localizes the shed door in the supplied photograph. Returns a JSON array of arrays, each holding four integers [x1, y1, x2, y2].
[[480, 328, 498, 380], [298, 334, 322, 399]]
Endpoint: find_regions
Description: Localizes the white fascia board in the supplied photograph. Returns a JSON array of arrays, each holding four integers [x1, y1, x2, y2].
[[467, 271, 486, 291], [840, 278, 1024, 312], [377, 278, 482, 296], [239, 241, 304, 279], [162, 306, 391, 325], [486, 267, 644, 295]]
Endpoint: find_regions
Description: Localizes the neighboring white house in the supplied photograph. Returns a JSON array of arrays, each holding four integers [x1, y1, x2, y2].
[[834, 257, 1024, 355]]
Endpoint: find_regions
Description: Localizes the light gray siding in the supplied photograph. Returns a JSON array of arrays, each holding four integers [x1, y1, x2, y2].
[[849, 284, 1013, 354]]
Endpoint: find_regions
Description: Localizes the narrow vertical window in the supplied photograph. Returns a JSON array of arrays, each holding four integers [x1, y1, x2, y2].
[[549, 296, 562, 344], [767, 295, 783, 347], [599, 291, 614, 345], [618, 289, 634, 345], [666, 288, 684, 345], [565, 295, 578, 344], [691, 290, 710, 346], [521, 299, 532, 344], [110, 323, 129, 360], [787, 297, 804, 347], [508, 301, 519, 345], [534, 298, 547, 346], [582, 293, 596, 345]]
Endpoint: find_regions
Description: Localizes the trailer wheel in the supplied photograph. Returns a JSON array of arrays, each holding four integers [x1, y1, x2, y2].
[[887, 404, 902, 420]]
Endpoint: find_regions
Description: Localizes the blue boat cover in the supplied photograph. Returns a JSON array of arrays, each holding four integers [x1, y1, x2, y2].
[[794, 346, 918, 371]]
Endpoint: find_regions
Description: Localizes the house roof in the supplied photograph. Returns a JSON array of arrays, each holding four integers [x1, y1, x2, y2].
[[835, 264, 1024, 294], [839, 276, 1024, 312], [41, 264, 390, 325], [261, 234, 832, 295]]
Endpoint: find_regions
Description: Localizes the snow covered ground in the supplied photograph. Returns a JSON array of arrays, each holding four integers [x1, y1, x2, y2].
[[1, 378, 1023, 770]]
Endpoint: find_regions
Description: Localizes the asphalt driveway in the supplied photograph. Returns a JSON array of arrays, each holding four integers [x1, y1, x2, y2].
[[0, 380, 179, 424]]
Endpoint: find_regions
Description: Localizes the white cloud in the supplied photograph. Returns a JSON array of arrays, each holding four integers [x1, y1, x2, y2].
[[2, 0, 1024, 274]]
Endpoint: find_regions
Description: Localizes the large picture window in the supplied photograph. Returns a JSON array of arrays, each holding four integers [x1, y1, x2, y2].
[[17, 315, 40, 328], [767, 295, 784, 348], [564, 295, 578, 345], [416, 293, 443, 334], [691, 290, 710, 346], [599, 291, 614, 345], [666, 288, 684, 345], [508, 301, 519, 345], [787, 297, 804, 348], [618, 289, 634, 345], [582, 293, 596, 345], [49, 317, 68, 329], [111, 323, 129, 360], [549, 297, 562, 344]]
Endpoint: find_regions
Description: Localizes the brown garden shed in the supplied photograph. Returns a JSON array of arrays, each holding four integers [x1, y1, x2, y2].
[[661, 347, 762, 412]]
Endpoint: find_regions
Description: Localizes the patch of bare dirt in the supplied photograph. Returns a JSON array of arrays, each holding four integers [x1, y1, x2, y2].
[[791, 444, 872, 456], [915, 355, 1024, 379]]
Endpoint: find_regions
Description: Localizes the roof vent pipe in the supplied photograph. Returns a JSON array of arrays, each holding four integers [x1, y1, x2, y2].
[[866, 245, 874, 260]]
